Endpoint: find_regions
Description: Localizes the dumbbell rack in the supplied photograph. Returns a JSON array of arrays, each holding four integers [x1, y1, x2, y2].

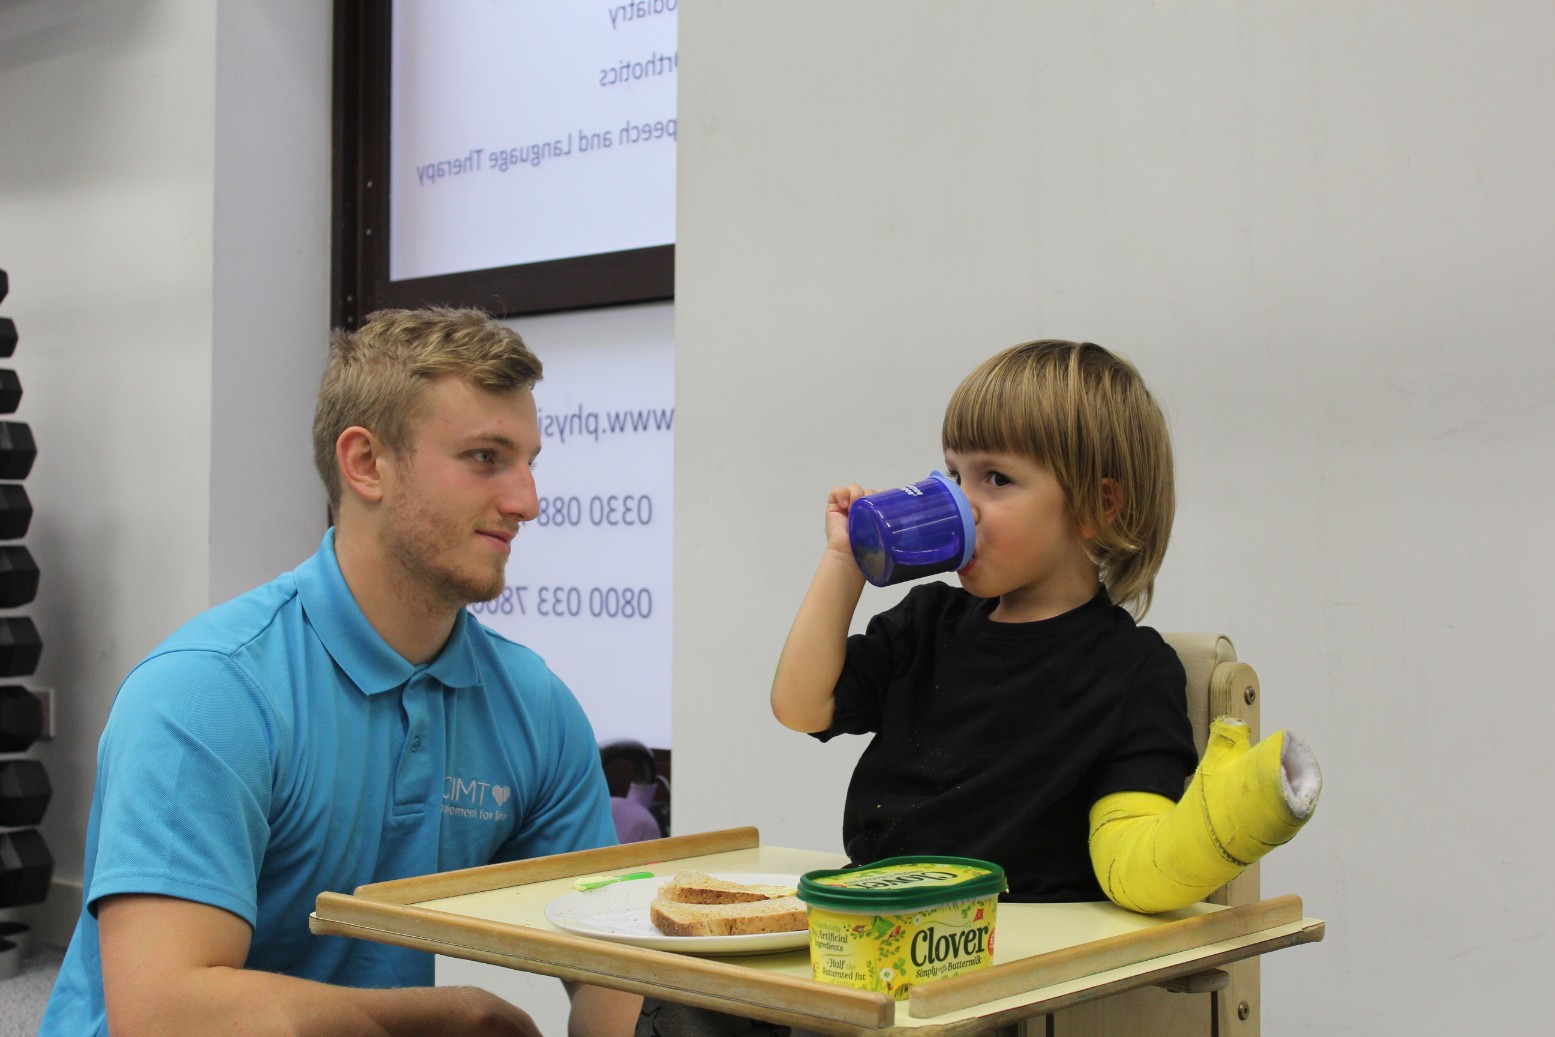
[[0, 266, 50, 979]]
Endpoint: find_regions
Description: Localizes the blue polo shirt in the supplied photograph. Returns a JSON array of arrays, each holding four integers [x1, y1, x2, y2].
[[40, 529, 617, 1035]]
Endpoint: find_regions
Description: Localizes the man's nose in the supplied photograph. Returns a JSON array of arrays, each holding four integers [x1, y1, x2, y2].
[[502, 466, 539, 523]]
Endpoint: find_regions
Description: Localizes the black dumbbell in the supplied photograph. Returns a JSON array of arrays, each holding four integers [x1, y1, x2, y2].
[[0, 686, 43, 753], [0, 422, 33, 479], [0, 267, 8, 304], [0, 760, 50, 827], [0, 547, 37, 608], [0, 485, 29, 540], [0, 829, 53, 907], [0, 618, 41, 677], [0, 319, 13, 360], [0, 371, 18, 414]]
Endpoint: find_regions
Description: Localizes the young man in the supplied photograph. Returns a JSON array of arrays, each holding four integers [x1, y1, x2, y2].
[[41, 308, 641, 1036]]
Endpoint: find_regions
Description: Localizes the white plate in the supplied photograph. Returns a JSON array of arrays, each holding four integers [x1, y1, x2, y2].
[[543, 872, 808, 956]]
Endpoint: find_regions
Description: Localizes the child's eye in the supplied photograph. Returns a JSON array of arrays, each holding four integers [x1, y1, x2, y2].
[[988, 471, 1012, 487]]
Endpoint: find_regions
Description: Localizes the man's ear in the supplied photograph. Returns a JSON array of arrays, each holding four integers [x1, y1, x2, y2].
[[336, 426, 388, 505]]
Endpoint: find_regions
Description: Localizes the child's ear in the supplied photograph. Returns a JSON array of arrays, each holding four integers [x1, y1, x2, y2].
[[1100, 478, 1124, 525], [1081, 478, 1125, 539]]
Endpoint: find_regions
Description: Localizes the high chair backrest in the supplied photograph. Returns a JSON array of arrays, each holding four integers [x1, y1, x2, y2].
[[1160, 632, 1261, 761]]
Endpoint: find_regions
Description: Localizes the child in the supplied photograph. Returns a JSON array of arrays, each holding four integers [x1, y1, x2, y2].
[[771, 339, 1319, 910]]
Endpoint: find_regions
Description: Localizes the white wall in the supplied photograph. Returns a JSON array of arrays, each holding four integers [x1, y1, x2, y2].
[[674, 3, 1554, 1035]]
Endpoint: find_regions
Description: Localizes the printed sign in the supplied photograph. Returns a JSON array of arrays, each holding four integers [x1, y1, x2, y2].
[[391, 0, 678, 280]]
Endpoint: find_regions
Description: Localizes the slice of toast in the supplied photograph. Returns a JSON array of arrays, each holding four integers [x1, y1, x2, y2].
[[648, 894, 807, 937], [658, 871, 797, 905]]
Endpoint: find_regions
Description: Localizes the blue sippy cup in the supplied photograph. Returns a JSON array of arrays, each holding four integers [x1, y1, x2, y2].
[[847, 471, 976, 587]]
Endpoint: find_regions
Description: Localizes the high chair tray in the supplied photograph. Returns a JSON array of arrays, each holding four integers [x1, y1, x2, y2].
[[310, 827, 1324, 1036]]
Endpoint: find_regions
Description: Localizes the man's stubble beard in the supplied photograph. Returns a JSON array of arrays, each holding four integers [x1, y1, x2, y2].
[[383, 494, 508, 614]]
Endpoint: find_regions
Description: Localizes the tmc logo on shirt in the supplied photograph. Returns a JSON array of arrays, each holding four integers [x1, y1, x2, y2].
[[443, 775, 513, 821]]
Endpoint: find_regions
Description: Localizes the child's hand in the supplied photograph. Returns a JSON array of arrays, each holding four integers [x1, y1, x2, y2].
[[774, 486, 873, 732], [824, 484, 871, 560]]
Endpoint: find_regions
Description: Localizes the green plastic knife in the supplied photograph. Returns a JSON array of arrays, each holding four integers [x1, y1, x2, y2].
[[571, 871, 656, 892]]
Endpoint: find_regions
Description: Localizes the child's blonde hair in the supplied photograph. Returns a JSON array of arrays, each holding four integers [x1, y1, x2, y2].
[[941, 340, 1175, 617]]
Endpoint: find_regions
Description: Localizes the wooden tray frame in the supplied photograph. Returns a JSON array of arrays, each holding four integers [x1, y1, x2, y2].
[[310, 827, 1324, 1037]]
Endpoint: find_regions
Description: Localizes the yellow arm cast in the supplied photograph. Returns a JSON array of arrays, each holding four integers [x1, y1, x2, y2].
[[1089, 718, 1321, 914]]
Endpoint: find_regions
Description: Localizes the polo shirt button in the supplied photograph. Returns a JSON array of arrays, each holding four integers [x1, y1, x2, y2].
[[410, 736, 422, 752]]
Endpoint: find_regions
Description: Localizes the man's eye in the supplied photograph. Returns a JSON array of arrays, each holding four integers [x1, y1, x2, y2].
[[471, 450, 496, 464]]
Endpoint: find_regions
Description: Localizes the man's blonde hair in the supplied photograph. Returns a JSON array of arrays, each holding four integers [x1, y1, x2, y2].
[[941, 340, 1175, 617], [312, 307, 542, 511]]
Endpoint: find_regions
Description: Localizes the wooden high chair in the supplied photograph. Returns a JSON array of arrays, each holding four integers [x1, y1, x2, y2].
[[1028, 632, 1266, 1037]]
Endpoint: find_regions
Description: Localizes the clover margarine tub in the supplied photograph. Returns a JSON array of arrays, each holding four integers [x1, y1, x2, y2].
[[797, 856, 1007, 1000]]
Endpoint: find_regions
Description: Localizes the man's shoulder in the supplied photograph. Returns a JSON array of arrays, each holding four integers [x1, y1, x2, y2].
[[463, 619, 557, 688], [144, 571, 302, 664], [108, 575, 304, 742], [466, 618, 542, 660]]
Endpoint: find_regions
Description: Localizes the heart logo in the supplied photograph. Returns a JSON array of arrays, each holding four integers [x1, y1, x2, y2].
[[492, 785, 511, 806]]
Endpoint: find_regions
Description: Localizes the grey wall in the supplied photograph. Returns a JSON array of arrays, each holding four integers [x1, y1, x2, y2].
[[0, 0, 329, 938], [674, 3, 1554, 1035], [2, 0, 220, 914], [210, 0, 333, 604]]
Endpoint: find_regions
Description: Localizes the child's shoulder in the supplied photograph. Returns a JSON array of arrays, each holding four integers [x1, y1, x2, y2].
[[893, 580, 981, 617], [1105, 614, 1186, 680], [864, 580, 980, 637]]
